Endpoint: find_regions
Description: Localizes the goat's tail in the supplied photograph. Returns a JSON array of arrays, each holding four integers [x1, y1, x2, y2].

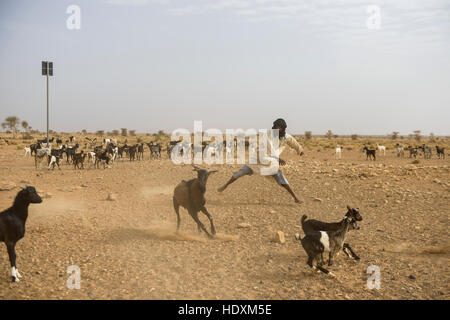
[[301, 214, 308, 225]]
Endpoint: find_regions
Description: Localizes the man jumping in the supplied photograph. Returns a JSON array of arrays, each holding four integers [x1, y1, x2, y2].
[[217, 118, 304, 203]]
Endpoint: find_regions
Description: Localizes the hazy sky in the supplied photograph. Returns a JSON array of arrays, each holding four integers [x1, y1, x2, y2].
[[0, 0, 449, 135]]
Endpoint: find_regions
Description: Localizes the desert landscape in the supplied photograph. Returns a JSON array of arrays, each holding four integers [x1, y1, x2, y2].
[[0, 134, 448, 300]]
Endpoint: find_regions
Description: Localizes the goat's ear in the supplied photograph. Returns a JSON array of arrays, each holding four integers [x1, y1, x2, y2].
[[208, 170, 218, 174]]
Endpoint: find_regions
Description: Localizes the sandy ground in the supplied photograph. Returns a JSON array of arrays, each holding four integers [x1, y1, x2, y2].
[[0, 144, 449, 300]]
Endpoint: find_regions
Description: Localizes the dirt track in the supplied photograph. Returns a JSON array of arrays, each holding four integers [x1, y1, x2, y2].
[[0, 145, 449, 299]]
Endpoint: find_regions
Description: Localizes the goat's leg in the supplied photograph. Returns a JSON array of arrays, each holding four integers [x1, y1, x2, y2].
[[173, 197, 181, 232], [200, 206, 216, 235], [343, 243, 360, 260], [316, 265, 334, 277], [6, 242, 20, 282], [328, 251, 334, 266], [189, 209, 212, 239]]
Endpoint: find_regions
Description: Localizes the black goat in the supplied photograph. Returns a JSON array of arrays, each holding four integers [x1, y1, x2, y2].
[[128, 145, 137, 161], [299, 215, 359, 276], [73, 151, 87, 169], [300, 205, 362, 261], [64, 144, 79, 163], [436, 146, 445, 159], [363, 146, 376, 161], [0, 186, 42, 282], [137, 143, 144, 160]]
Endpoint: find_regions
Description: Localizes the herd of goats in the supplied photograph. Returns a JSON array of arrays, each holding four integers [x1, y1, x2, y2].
[[21, 136, 448, 170], [342, 143, 446, 161], [24, 136, 172, 170]]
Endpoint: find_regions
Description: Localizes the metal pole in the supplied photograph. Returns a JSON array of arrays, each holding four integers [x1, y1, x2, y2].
[[46, 62, 49, 146]]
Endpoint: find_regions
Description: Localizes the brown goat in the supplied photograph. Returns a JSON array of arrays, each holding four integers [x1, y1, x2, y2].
[[173, 165, 217, 238]]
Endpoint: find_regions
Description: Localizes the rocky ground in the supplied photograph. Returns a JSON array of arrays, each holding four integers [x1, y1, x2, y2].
[[0, 144, 449, 299]]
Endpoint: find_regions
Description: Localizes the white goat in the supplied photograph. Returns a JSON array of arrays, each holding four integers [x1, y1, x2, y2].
[[377, 144, 386, 156], [335, 146, 342, 159], [24, 147, 31, 157]]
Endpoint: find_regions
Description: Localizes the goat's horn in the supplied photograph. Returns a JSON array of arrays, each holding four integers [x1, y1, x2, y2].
[[19, 186, 27, 190], [346, 205, 352, 210]]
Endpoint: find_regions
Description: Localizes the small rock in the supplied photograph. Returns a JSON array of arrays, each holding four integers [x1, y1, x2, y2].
[[81, 183, 88, 187], [237, 223, 251, 229], [408, 275, 416, 280], [272, 231, 286, 244], [107, 193, 117, 201], [0, 186, 15, 191]]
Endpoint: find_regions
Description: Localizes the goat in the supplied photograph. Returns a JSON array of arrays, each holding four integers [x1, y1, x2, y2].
[[37, 137, 54, 145], [396, 143, 404, 158], [137, 143, 144, 160], [85, 137, 97, 148], [407, 146, 418, 159], [64, 144, 79, 163], [436, 146, 445, 159], [87, 151, 96, 167], [95, 150, 112, 169], [128, 145, 137, 161], [34, 148, 51, 169], [376, 143, 386, 156], [299, 215, 359, 276], [173, 165, 217, 238], [47, 154, 62, 170], [73, 151, 87, 169], [300, 205, 362, 261], [0, 186, 42, 282], [29, 144, 39, 156], [419, 144, 432, 159], [363, 146, 376, 161], [147, 142, 161, 159], [24, 147, 31, 157], [335, 146, 342, 160]]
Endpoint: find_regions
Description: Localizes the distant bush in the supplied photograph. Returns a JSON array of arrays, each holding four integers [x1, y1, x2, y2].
[[411, 159, 420, 164]]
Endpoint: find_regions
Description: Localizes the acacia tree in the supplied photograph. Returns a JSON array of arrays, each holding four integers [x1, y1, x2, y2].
[[391, 131, 399, 140], [325, 130, 333, 139], [429, 133, 436, 142], [413, 130, 421, 142], [21, 121, 29, 132], [2, 116, 20, 136]]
